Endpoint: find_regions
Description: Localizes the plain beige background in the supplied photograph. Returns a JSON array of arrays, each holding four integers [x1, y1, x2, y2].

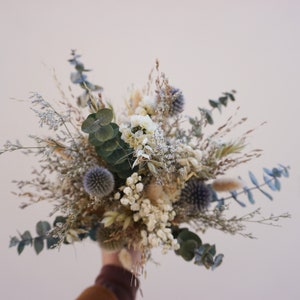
[[1, 0, 300, 299]]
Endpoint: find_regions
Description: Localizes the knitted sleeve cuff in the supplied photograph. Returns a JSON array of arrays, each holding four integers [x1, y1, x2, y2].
[[95, 264, 140, 300]]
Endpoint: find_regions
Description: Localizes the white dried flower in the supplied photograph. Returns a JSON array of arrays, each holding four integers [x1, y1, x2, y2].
[[135, 183, 144, 193]]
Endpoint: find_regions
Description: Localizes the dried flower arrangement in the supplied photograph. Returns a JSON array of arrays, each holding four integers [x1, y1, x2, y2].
[[2, 51, 290, 271]]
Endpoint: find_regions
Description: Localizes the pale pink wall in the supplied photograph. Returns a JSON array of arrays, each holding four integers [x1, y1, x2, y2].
[[1, 1, 299, 299]]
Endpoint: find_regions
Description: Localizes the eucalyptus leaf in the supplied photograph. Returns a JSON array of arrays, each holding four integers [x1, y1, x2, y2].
[[203, 109, 214, 125], [101, 139, 119, 152], [272, 168, 282, 177], [202, 253, 214, 268], [9, 236, 20, 247], [180, 240, 198, 261], [115, 168, 134, 179], [21, 231, 32, 245], [96, 108, 113, 126], [263, 167, 274, 177], [230, 190, 246, 207], [95, 146, 114, 158], [88, 227, 98, 241], [70, 72, 87, 84], [46, 236, 60, 249], [17, 241, 25, 255], [274, 177, 281, 191], [105, 148, 128, 165], [258, 187, 273, 201], [81, 114, 100, 133], [244, 187, 255, 204], [226, 92, 236, 101], [94, 125, 114, 142], [84, 81, 103, 92], [219, 96, 228, 106], [209, 100, 219, 108], [279, 164, 289, 177], [34, 237, 44, 254], [89, 133, 104, 147], [212, 253, 224, 270], [36, 221, 51, 236], [75, 62, 85, 72], [263, 175, 277, 191], [53, 216, 67, 227], [249, 171, 259, 187], [177, 230, 202, 246]]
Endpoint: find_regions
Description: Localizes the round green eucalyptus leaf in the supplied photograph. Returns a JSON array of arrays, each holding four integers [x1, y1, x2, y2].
[[171, 227, 188, 239], [177, 230, 202, 246], [95, 146, 113, 159], [180, 240, 198, 261], [102, 139, 119, 152], [96, 108, 113, 126], [36, 221, 51, 236], [89, 133, 104, 147], [95, 125, 114, 142], [81, 113, 100, 133]]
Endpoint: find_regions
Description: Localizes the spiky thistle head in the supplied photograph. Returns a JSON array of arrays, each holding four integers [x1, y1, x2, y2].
[[83, 166, 115, 197], [179, 179, 212, 211], [168, 87, 185, 116]]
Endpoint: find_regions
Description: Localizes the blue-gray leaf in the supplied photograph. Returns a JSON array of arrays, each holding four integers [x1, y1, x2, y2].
[[36, 221, 51, 236], [34, 237, 44, 254], [249, 171, 259, 187], [263, 175, 277, 191]]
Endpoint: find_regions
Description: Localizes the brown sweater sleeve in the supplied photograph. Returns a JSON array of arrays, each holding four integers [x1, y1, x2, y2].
[[76, 265, 139, 300]]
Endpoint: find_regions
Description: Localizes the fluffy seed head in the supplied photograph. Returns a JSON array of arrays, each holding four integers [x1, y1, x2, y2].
[[145, 183, 163, 202], [83, 166, 115, 197], [211, 177, 243, 192], [179, 179, 212, 211]]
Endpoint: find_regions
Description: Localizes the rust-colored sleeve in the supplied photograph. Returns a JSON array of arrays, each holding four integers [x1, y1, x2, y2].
[[76, 265, 139, 300], [76, 284, 118, 300]]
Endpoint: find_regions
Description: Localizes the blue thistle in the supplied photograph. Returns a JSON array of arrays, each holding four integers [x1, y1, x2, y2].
[[169, 87, 185, 116], [83, 166, 115, 197], [179, 179, 212, 211]]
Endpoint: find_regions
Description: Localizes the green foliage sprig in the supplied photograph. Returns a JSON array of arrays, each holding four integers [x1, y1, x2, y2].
[[172, 226, 223, 270], [69, 50, 103, 110], [214, 165, 290, 208], [81, 108, 135, 179], [9, 217, 97, 255], [199, 90, 236, 125]]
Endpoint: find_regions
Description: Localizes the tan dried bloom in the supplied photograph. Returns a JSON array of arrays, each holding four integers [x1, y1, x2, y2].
[[211, 177, 243, 192]]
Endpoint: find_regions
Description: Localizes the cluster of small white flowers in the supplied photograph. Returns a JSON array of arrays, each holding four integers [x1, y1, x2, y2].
[[117, 172, 179, 252], [120, 115, 158, 168], [175, 143, 204, 180], [139, 199, 179, 252], [116, 172, 144, 208]]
